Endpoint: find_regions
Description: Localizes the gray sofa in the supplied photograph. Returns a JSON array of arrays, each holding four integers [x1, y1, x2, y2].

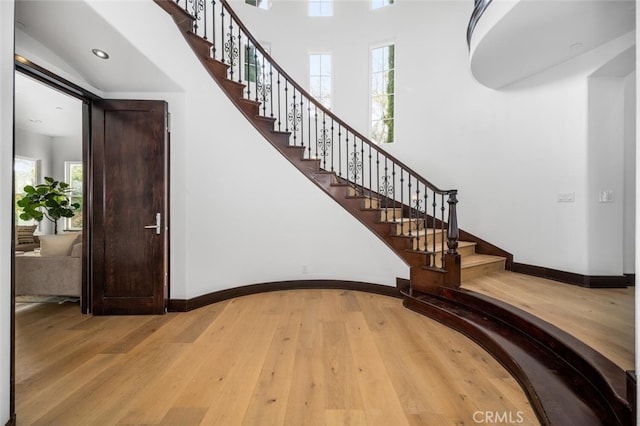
[[15, 241, 82, 297]]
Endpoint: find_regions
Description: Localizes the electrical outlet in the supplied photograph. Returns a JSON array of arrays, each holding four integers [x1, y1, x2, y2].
[[599, 190, 614, 203], [557, 193, 575, 203]]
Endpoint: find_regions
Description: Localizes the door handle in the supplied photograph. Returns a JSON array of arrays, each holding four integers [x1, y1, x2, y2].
[[144, 213, 161, 235]]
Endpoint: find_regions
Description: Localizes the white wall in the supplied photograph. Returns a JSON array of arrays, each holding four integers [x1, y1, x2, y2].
[[79, 0, 409, 299], [1, 0, 14, 422], [14, 128, 52, 179], [51, 135, 82, 182], [587, 77, 625, 275], [234, 0, 635, 276], [623, 71, 636, 275]]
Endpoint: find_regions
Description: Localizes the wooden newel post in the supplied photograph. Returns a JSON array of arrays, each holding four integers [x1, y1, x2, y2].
[[446, 191, 459, 254], [444, 190, 461, 288]]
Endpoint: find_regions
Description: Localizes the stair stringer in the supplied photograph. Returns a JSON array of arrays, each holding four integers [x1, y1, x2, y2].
[[154, 0, 455, 291]]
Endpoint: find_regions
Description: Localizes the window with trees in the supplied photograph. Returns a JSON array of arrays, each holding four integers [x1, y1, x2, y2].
[[371, 44, 395, 143], [14, 156, 39, 226], [64, 161, 83, 230]]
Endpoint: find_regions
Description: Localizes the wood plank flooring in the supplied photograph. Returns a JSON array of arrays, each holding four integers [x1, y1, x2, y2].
[[463, 271, 635, 371], [16, 289, 539, 425]]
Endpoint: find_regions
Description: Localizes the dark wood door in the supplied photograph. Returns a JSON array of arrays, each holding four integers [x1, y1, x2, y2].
[[90, 100, 169, 315]]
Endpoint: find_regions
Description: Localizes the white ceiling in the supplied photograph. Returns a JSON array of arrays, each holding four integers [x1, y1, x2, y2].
[[14, 0, 180, 93], [14, 0, 182, 139], [15, 72, 83, 138], [470, 0, 636, 89]]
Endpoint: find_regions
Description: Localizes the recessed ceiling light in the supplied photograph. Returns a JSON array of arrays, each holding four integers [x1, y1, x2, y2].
[[92, 48, 109, 59]]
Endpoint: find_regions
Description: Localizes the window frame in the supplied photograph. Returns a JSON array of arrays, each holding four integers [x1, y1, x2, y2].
[[14, 155, 40, 227], [64, 161, 83, 231], [369, 42, 395, 144], [308, 53, 332, 110], [308, 0, 333, 17]]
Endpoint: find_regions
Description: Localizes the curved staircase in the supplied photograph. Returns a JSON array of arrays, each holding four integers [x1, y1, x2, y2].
[[154, 0, 510, 295], [152, 1, 633, 424]]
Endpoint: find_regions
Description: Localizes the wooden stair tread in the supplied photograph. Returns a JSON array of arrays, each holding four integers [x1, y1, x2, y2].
[[410, 240, 476, 253], [461, 254, 506, 268]]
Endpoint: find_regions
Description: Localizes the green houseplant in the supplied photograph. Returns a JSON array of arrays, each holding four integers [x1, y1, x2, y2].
[[17, 177, 80, 234]]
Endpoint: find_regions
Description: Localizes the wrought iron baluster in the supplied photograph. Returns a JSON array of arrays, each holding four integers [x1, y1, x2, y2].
[[376, 151, 380, 207], [321, 115, 327, 165], [269, 64, 274, 118], [338, 125, 342, 178], [352, 134, 357, 186], [399, 169, 404, 233], [284, 80, 289, 133], [330, 119, 335, 172], [432, 192, 438, 261], [392, 163, 396, 221], [212, 1, 216, 59], [237, 26, 242, 83], [245, 44, 251, 99], [276, 72, 281, 131], [203, 0, 208, 40], [220, 5, 225, 63], [441, 193, 447, 266], [407, 175, 413, 237], [300, 97, 305, 150], [289, 88, 298, 145], [254, 46, 259, 102], [345, 131, 349, 184], [360, 139, 364, 192], [314, 111, 319, 159], [307, 101, 312, 159], [368, 144, 372, 205], [227, 20, 234, 78], [383, 158, 389, 221], [423, 188, 428, 253]]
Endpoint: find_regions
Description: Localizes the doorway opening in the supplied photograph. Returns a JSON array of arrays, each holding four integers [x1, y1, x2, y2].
[[14, 57, 94, 314]]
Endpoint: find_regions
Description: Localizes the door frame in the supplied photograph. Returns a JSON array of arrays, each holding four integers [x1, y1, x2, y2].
[[14, 55, 98, 314]]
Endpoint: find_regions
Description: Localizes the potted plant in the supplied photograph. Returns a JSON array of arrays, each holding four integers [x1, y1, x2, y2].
[[17, 177, 80, 234]]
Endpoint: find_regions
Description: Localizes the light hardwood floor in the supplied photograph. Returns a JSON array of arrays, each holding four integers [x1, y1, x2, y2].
[[16, 289, 539, 425], [464, 271, 635, 371]]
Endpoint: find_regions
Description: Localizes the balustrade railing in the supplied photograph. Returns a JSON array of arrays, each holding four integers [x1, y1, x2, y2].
[[467, 0, 492, 46], [173, 0, 459, 269]]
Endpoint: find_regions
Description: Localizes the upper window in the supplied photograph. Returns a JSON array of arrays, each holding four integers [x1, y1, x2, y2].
[[14, 156, 39, 226], [64, 161, 83, 231], [309, 0, 332, 16], [372, 0, 394, 9], [371, 44, 395, 144], [245, 0, 270, 10], [309, 54, 332, 109]]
